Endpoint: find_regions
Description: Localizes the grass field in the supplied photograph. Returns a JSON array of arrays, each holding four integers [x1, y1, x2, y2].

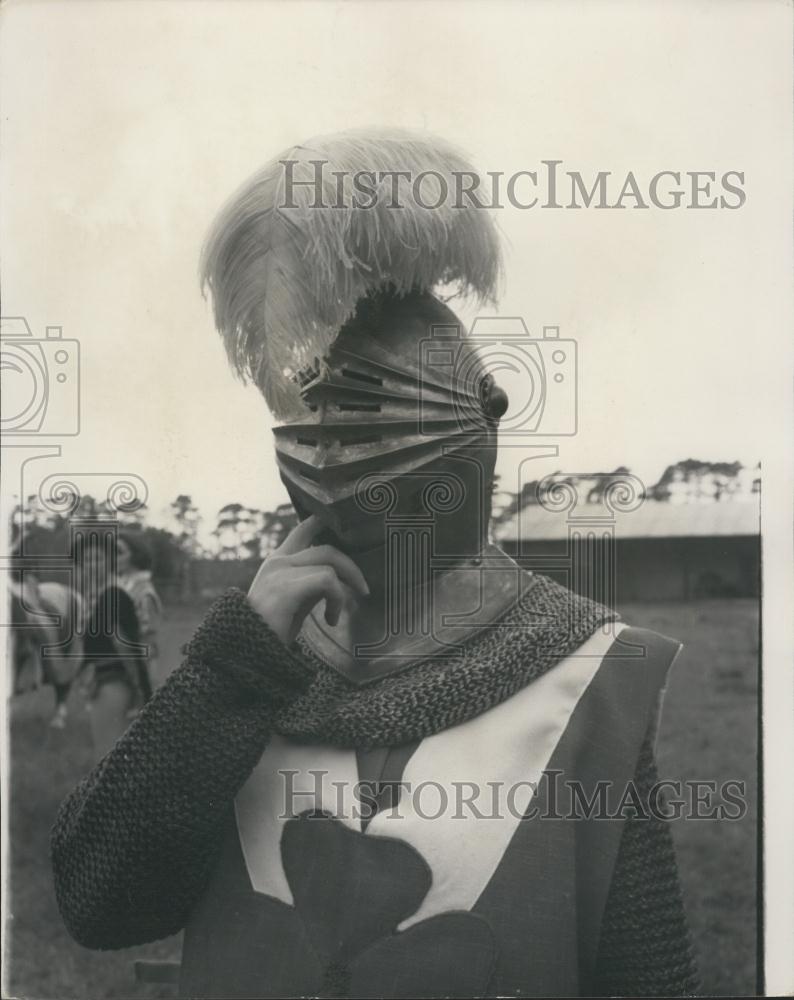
[[5, 598, 759, 998]]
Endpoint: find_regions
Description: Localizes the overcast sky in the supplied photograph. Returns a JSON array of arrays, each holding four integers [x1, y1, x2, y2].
[[2, 0, 790, 542]]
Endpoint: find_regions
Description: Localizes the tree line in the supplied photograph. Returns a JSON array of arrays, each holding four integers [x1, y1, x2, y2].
[[11, 459, 759, 592]]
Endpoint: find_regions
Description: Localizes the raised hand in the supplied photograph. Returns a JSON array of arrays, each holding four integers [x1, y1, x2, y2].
[[247, 515, 369, 645]]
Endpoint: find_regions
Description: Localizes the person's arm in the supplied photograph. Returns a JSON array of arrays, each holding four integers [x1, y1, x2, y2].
[[139, 590, 162, 654], [593, 731, 701, 997], [50, 587, 314, 949], [52, 515, 368, 951], [117, 585, 141, 644]]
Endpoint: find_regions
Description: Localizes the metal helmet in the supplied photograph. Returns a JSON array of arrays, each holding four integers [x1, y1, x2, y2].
[[201, 130, 530, 677], [273, 289, 509, 562]]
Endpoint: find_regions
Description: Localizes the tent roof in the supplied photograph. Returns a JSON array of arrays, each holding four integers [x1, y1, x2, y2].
[[493, 498, 760, 543]]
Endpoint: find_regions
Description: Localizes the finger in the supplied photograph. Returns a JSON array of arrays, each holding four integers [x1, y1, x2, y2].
[[274, 566, 344, 629], [287, 545, 369, 596], [277, 514, 323, 556], [288, 569, 346, 627]]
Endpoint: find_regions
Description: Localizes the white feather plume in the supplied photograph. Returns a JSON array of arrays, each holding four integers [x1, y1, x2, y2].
[[200, 128, 503, 418]]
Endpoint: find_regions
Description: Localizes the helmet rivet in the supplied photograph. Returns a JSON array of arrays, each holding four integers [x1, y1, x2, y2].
[[485, 384, 509, 420], [479, 374, 509, 420]]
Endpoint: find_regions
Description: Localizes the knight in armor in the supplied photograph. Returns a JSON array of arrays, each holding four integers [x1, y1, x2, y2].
[[51, 130, 700, 997]]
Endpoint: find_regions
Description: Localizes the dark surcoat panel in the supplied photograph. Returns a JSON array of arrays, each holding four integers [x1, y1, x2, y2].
[[180, 625, 679, 998]]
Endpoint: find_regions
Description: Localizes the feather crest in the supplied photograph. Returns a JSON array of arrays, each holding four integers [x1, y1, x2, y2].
[[200, 128, 503, 418]]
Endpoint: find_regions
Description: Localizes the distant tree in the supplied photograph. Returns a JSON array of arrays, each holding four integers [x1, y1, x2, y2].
[[170, 494, 203, 557], [584, 467, 636, 505], [490, 473, 516, 523], [492, 467, 645, 527], [490, 477, 548, 526], [10, 517, 69, 562], [650, 459, 747, 503], [745, 462, 761, 495], [141, 526, 188, 588], [210, 501, 299, 559], [74, 493, 99, 518], [263, 503, 298, 551], [214, 503, 255, 559], [13, 492, 71, 533], [241, 508, 266, 560], [94, 497, 149, 528]]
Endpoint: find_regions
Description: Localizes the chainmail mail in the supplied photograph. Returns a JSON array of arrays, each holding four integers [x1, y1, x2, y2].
[[278, 570, 620, 747], [51, 578, 700, 995]]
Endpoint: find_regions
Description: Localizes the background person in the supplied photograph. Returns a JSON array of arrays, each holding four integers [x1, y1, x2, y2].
[[79, 534, 149, 759], [8, 569, 83, 729], [116, 530, 162, 692]]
